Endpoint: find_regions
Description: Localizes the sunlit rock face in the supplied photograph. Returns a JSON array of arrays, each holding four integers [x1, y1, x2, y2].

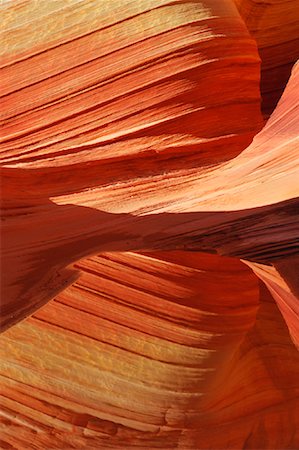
[[0, 0, 298, 449]]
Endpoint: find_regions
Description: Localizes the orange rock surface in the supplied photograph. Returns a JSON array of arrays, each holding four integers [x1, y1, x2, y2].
[[1, 253, 299, 449], [0, 0, 298, 448], [235, 0, 299, 116]]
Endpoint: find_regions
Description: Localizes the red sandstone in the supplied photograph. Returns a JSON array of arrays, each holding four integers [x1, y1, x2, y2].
[[0, 1, 298, 448]]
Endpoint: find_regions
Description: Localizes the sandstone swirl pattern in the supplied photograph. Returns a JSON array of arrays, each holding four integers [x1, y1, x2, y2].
[[0, 0, 298, 448], [235, 0, 299, 116]]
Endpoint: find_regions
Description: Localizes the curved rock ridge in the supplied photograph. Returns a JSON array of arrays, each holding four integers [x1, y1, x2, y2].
[[1, 1, 298, 332], [1, 252, 299, 449], [246, 256, 299, 350], [0, 1, 299, 448], [1, 0, 263, 330], [234, 0, 299, 116]]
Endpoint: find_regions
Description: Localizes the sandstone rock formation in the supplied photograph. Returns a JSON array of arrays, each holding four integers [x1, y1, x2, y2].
[[235, 0, 299, 116], [1, 253, 299, 449], [0, 0, 298, 448]]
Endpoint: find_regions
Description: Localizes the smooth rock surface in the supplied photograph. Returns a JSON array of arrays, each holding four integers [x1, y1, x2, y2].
[[235, 0, 299, 116], [1, 0, 265, 330], [0, 1, 298, 449], [1, 253, 298, 449]]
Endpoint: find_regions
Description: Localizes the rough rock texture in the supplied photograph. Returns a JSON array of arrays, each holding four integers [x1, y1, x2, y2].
[[0, 0, 299, 449], [235, 0, 299, 116]]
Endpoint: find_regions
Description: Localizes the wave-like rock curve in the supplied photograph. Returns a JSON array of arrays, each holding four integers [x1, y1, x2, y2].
[[0, 0, 298, 448]]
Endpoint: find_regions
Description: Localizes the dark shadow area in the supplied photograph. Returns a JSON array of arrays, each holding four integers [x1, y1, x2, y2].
[[1, 163, 299, 331]]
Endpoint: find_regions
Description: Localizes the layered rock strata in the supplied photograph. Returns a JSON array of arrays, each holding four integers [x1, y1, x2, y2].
[[1, 253, 299, 448], [235, 0, 299, 116], [0, 0, 299, 449]]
